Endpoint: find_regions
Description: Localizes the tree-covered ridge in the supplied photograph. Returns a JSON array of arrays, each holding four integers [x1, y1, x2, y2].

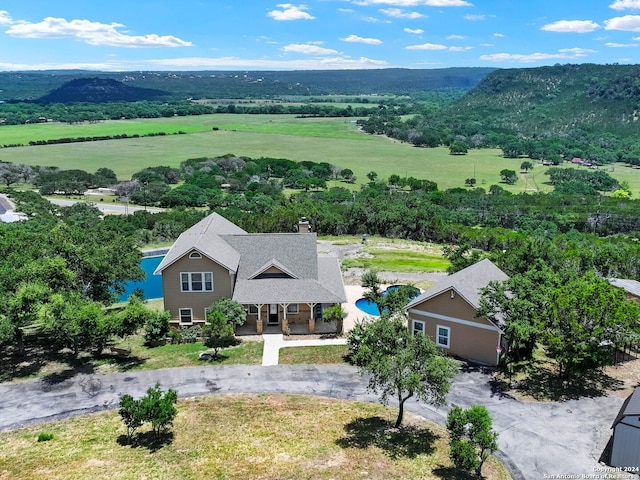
[[0, 67, 496, 101], [37, 78, 169, 104], [446, 63, 640, 137]]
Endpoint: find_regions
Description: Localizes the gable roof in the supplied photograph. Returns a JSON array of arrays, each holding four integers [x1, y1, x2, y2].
[[154, 213, 247, 275], [247, 258, 298, 279], [612, 387, 640, 428], [405, 258, 508, 311], [222, 233, 318, 280]]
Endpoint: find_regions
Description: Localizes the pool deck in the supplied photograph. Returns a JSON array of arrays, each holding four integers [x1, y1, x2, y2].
[[342, 284, 379, 333]]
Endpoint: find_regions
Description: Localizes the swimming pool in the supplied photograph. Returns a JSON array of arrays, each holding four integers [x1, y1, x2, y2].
[[118, 255, 165, 301], [354, 285, 419, 316]]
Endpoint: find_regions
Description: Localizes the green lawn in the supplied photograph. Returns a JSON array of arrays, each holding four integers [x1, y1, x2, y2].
[[0, 394, 511, 480], [279, 345, 348, 364], [342, 248, 450, 273], [2, 113, 640, 195]]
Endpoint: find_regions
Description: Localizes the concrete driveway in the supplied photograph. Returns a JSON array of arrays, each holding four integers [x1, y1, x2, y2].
[[0, 364, 623, 479]]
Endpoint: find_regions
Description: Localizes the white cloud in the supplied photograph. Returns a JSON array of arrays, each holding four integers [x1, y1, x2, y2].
[[0, 10, 13, 25], [282, 43, 340, 54], [541, 20, 599, 33], [352, 0, 471, 6], [404, 28, 424, 34], [605, 41, 638, 46], [338, 8, 355, 13], [610, 0, 640, 10], [267, 4, 314, 21], [464, 14, 486, 21], [5, 17, 192, 47], [480, 47, 596, 63], [493, 33, 505, 37], [448, 46, 472, 51], [406, 42, 448, 50], [447, 34, 465, 39], [341, 34, 383, 44], [604, 14, 640, 31], [363, 16, 381, 22], [380, 8, 425, 19], [479, 43, 493, 47]]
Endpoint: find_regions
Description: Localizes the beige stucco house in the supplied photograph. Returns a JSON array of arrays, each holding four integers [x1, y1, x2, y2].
[[404, 258, 508, 366], [154, 213, 346, 334]]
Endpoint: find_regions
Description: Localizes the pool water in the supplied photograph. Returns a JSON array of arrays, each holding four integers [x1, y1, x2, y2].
[[118, 255, 164, 301], [355, 297, 381, 316], [354, 285, 419, 316]]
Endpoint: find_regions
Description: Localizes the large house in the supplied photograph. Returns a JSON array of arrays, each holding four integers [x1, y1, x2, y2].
[[154, 213, 346, 334], [404, 258, 508, 366]]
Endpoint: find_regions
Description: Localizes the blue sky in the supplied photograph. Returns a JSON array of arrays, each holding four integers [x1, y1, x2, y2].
[[2, 1, 640, 71]]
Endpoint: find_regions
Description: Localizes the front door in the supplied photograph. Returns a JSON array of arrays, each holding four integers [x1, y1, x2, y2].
[[268, 304, 279, 325]]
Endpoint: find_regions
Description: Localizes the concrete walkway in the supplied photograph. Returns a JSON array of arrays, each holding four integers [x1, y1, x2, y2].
[[0, 364, 623, 479], [261, 333, 348, 366]]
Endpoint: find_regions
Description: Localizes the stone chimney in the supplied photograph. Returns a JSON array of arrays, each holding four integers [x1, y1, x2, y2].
[[297, 216, 311, 233]]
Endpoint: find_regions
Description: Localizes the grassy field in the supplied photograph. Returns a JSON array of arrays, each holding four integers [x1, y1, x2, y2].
[[0, 394, 511, 479], [326, 236, 451, 273], [2, 113, 640, 194], [0, 119, 210, 145], [279, 345, 349, 364]]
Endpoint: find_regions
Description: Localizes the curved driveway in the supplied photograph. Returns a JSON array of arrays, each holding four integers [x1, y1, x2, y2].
[[0, 364, 622, 479]]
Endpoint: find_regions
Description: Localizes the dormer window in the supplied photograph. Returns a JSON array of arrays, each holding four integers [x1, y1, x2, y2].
[[189, 251, 202, 259]]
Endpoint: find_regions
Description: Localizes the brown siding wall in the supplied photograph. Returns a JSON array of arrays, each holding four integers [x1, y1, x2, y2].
[[162, 252, 235, 323], [409, 290, 501, 365]]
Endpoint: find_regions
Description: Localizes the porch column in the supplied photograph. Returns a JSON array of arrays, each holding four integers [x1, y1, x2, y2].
[[281, 303, 288, 334], [307, 303, 317, 334], [256, 304, 264, 335]]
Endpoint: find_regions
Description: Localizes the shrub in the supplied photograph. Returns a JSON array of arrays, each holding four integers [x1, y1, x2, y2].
[[118, 383, 178, 442], [144, 311, 171, 346], [180, 325, 202, 343], [37, 433, 54, 442]]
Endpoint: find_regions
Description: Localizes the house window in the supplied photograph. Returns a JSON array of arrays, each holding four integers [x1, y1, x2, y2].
[[189, 251, 202, 259], [181, 272, 213, 292], [248, 305, 258, 315], [412, 320, 425, 336], [179, 308, 193, 324], [436, 325, 450, 348], [286, 304, 299, 314]]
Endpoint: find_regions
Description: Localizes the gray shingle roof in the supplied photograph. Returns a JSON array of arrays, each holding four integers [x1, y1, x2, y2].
[[405, 258, 508, 310], [222, 233, 318, 280], [155, 212, 345, 305], [154, 213, 247, 275], [612, 387, 640, 428]]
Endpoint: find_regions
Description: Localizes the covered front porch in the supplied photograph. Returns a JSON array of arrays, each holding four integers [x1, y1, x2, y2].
[[235, 302, 338, 336]]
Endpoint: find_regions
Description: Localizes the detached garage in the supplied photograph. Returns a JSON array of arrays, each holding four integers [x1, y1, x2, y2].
[[610, 387, 640, 468]]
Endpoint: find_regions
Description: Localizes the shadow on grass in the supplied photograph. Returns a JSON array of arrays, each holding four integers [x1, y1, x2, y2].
[[335, 416, 438, 459], [432, 465, 482, 480], [504, 361, 624, 401], [0, 331, 148, 384], [117, 431, 174, 452]]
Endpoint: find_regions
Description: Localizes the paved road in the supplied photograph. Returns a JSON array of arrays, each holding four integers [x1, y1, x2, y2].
[[0, 364, 622, 479]]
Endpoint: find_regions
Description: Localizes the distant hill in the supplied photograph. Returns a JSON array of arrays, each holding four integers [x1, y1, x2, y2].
[[37, 77, 168, 103], [445, 63, 640, 136], [0, 68, 496, 101]]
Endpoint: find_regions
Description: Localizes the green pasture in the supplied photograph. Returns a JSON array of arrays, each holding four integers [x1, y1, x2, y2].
[[1, 113, 639, 194], [0, 120, 209, 145]]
